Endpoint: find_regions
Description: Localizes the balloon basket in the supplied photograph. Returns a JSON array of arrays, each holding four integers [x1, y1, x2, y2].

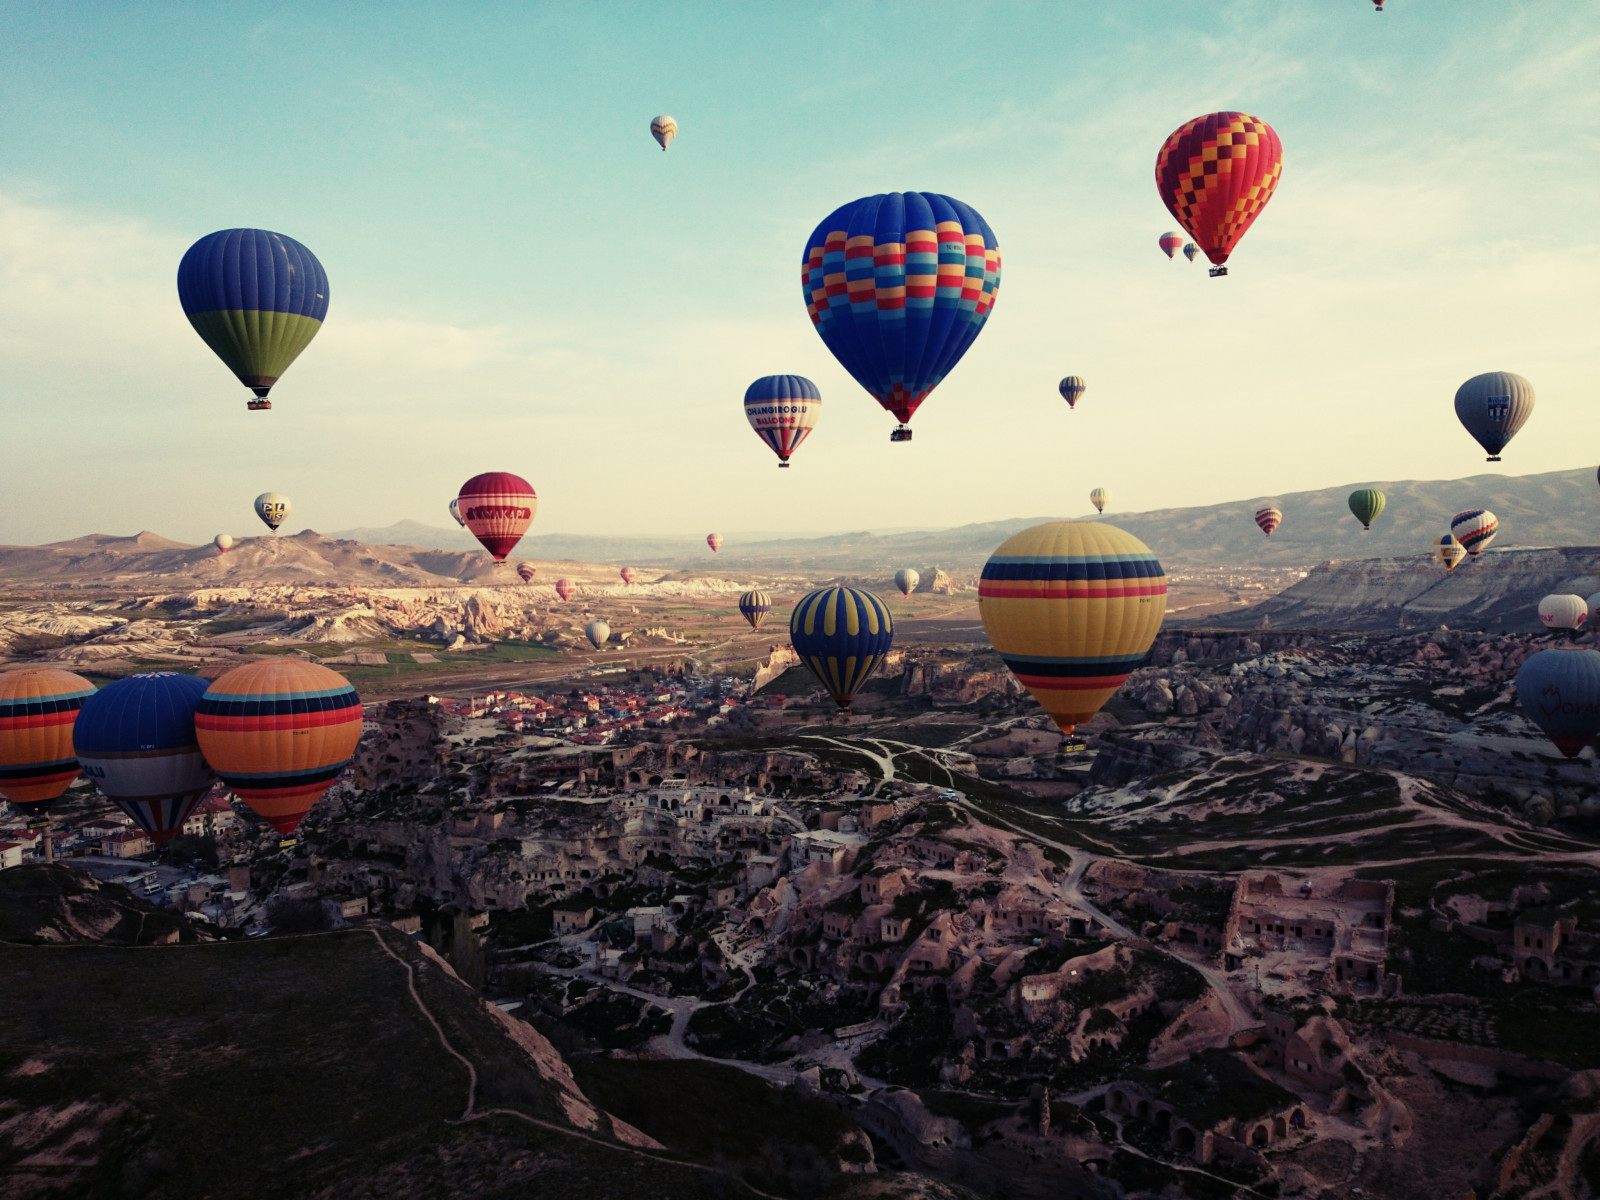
[[778, 461, 791, 468], [1208, 266, 1228, 278], [1487, 455, 1501, 462], [890, 426, 913, 443], [247, 399, 272, 410]]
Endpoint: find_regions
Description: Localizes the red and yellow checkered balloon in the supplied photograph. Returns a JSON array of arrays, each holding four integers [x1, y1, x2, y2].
[[1155, 112, 1283, 267]]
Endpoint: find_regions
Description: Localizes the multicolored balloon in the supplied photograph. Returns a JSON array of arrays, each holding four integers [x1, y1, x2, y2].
[[1348, 489, 1385, 531], [214, 534, 233, 555], [194, 660, 362, 835], [1255, 507, 1282, 538], [585, 620, 610, 649], [1450, 509, 1498, 556], [1516, 646, 1600, 758], [789, 587, 895, 708], [1158, 232, 1183, 259], [707, 533, 723, 553], [1455, 372, 1534, 462], [1182, 242, 1199, 262], [894, 569, 919, 597], [73, 672, 214, 844], [802, 192, 1000, 440], [517, 562, 536, 583], [1586, 592, 1600, 628], [458, 472, 537, 562], [739, 589, 772, 631], [650, 115, 677, 150], [254, 493, 290, 533], [555, 579, 576, 602], [620, 567, 638, 586], [980, 522, 1167, 735], [1434, 535, 1466, 573], [1090, 488, 1109, 514], [0, 668, 94, 811], [177, 229, 328, 410], [1539, 594, 1588, 632], [448, 498, 464, 528], [744, 375, 820, 467], [1059, 376, 1086, 409], [1155, 112, 1284, 275]]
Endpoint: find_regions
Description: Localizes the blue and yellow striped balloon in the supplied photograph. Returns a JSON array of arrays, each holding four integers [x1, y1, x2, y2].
[[789, 587, 894, 708], [979, 522, 1167, 734], [739, 589, 772, 631]]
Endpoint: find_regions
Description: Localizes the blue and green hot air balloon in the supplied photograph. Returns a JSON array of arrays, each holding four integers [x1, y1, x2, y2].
[[802, 192, 1000, 442], [177, 228, 329, 411], [788, 586, 894, 708]]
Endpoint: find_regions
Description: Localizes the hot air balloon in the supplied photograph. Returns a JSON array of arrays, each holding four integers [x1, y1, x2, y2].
[[1516, 646, 1600, 757], [1538, 594, 1588, 632], [1158, 232, 1183, 259], [555, 578, 576, 602], [1587, 592, 1600, 629], [0, 668, 94, 812], [194, 660, 362, 835], [1450, 509, 1498, 557], [1059, 376, 1086, 409], [1255, 508, 1282, 538], [979, 522, 1166, 735], [1434, 535, 1466, 573], [620, 567, 638, 586], [744, 375, 820, 467], [894, 569, 920, 597], [739, 590, 772, 631], [177, 229, 329, 410], [802, 192, 1000, 442], [585, 620, 611, 649], [650, 115, 677, 150], [1455, 372, 1534, 462], [517, 562, 536, 583], [73, 672, 214, 844], [1348, 489, 1385, 531], [1155, 112, 1284, 277], [458, 472, 537, 562], [448, 498, 464, 528], [707, 533, 723, 553], [254, 492, 290, 533], [789, 587, 894, 708], [1182, 242, 1199, 262], [1090, 488, 1110, 514], [214, 534, 233, 555]]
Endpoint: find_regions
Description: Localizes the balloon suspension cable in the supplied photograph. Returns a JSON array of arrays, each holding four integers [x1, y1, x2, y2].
[[1208, 266, 1229, 278]]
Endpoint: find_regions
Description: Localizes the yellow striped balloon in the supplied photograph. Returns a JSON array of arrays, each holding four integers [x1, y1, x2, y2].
[[788, 586, 894, 708], [979, 522, 1167, 734]]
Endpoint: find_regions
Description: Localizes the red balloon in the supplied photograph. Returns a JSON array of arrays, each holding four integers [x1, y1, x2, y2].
[[1156, 112, 1283, 271], [516, 562, 536, 583], [458, 471, 537, 562], [620, 567, 638, 585], [555, 579, 575, 601], [707, 533, 723, 553]]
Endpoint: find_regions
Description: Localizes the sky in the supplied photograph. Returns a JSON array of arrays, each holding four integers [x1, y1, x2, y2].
[[2, 1, 1597, 545]]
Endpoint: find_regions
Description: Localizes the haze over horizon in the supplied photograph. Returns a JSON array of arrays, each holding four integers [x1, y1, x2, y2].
[[3, 1, 1597, 547]]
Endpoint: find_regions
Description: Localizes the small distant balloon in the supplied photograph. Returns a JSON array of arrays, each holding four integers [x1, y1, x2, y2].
[[744, 375, 821, 467], [1434, 535, 1466, 573], [1539, 594, 1588, 632], [1348, 489, 1385, 531], [739, 589, 772, 631], [1158, 232, 1183, 259], [254, 492, 290, 533], [789, 587, 894, 708], [517, 562, 536, 583], [1182, 242, 1199, 262], [707, 533, 723, 553], [585, 620, 611, 649], [895, 569, 920, 597], [1455, 372, 1534, 462], [1255, 508, 1282, 538], [1090, 488, 1110, 514], [555, 579, 576, 602], [650, 115, 677, 150], [620, 567, 638, 586], [448, 498, 464, 528], [1450, 509, 1498, 557], [1059, 376, 1086, 409], [214, 534, 233, 555]]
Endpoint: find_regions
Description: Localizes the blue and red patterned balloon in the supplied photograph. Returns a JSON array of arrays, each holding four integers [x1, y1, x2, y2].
[[801, 192, 1000, 440], [744, 375, 820, 467]]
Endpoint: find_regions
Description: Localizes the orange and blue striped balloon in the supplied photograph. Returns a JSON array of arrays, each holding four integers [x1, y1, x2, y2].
[[194, 660, 362, 834], [789, 587, 894, 708], [0, 668, 95, 811], [739, 589, 772, 631], [979, 522, 1167, 734]]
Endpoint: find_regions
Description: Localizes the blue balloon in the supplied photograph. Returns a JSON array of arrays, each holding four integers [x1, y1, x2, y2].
[[73, 672, 215, 842], [802, 192, 1000, 437], [788, 586, 894, 708], [1515, 646, 1600, 759]]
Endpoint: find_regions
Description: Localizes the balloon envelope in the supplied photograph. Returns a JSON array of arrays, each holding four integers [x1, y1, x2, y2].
[[194, 660, 362, 835], [0, 668, 94, 811], [1155, 113, 1283, 268], [744, 375, 820, 466], [585, 620, 610, 649], [650, 115, 677, 150], [620, 567, 637, 585], [1348, 489, 1385, 530], [254, 492, 290, 532], [1182, 242, 1199, 262], [1434, 535, 1466, 573], [517, 562, 536, 583], [739, 590, 772, 630], [802, 192, 1000, 429], [214, 534, 233, 554], [448, 498, 464, 528], [1455, 372, 1534, 461], [789, 587, 894, 708], [1158, 232, 1183, 258], [555, 579, 576, 602], [177, 229, 328, 406], [894, 569, 920, 598], [1450, 509, 1498, 556], [707, 533, 723, 553], [1539, 594, 1588, 631], [1090, 488, 1109, 514], [980, 522, 1167, 735], [1059, 376, 1086, 409], [1516, 646, 1600, 757], [458, 471, 537, 562], [73, 672, 214, 843], [1255, 508, 1282, 538]]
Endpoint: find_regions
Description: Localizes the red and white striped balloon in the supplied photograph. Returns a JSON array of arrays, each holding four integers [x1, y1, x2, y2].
[[1254, 507, 1282, 538]]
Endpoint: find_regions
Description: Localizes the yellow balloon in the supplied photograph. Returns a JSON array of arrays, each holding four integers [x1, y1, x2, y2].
[[979, 521, 1167, 734]]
